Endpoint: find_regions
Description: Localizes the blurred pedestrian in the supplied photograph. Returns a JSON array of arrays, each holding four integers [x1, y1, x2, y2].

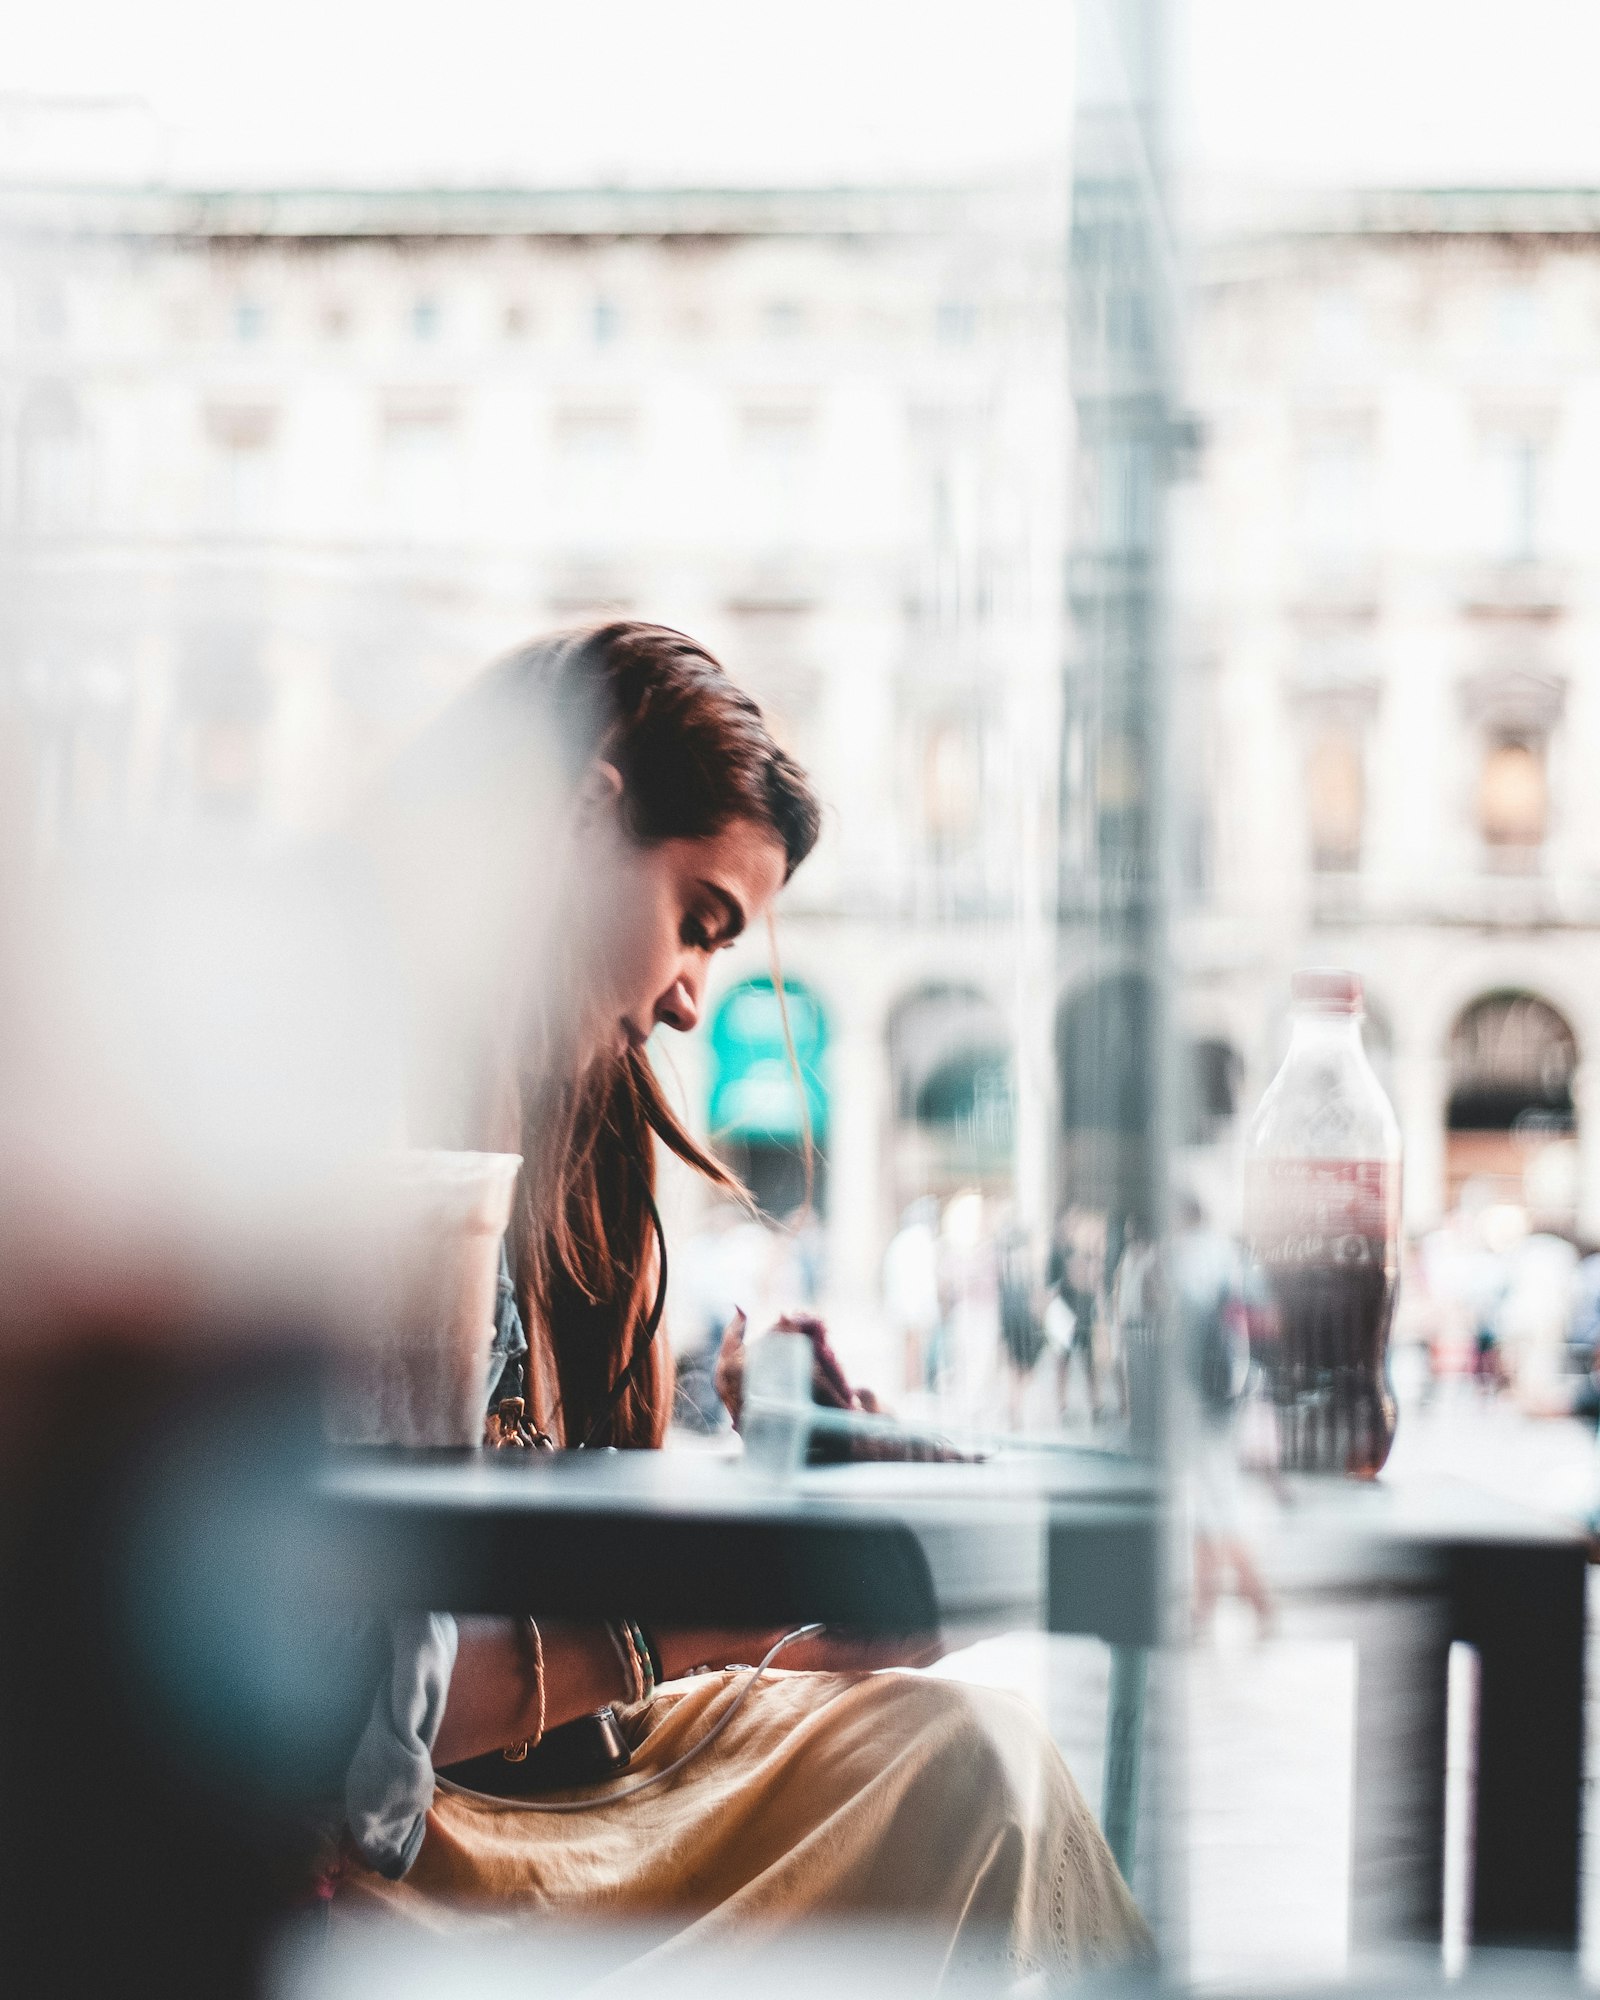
[[996, 1215, 1047, 1427], [882, 1197, 943, 1394], [1046, 1206, 1103, 1423], [1172, 1192, 1272, 1634]]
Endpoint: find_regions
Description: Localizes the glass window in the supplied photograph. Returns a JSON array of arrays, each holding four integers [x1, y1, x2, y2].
[[1479, 735, 1546, 847], [738, 404, 816, 540], [763, 299, 805, 338], [17, 383, 92, 532], [1479, 432, 1543, 562], [1297, 432, 1375, 570], [1306, 725, 1365, 870], [1096, 438, 1155, 554], [935, 299, 977, 344], [1494, 284, 1541, 352], [553, 405, 637, 540], [380, 405, 459, 538], [206, 406, 278, 534], [1310, 288, 1366, 360], [921, 719, 982, 849]]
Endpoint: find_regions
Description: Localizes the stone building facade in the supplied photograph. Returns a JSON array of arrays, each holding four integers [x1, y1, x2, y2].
[[0, 179, 1069, 1329], [1179, 189, 1600, 1239], [12, 171, 1599, 1343]]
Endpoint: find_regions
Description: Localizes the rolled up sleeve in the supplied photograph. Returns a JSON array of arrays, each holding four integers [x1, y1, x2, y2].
[[344, 1612, 459, 1879]]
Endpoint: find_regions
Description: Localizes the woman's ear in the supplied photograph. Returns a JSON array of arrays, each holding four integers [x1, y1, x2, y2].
[[573, 759, 625, 831]]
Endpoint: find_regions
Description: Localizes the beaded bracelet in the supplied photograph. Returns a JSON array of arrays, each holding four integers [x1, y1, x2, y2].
[[607, 1618, 645, 1705], [627, 1619, 658, 1700], [502, 1616, 546, 1763]]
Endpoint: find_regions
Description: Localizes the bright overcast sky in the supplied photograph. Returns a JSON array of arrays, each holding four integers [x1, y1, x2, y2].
[[6, 0, 1600, 190]]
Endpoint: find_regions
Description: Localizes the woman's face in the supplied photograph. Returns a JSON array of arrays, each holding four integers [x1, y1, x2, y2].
[[574, 795, 790, 1061]]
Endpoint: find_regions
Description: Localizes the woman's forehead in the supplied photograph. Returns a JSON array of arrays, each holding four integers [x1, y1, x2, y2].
[[672, 820, 787, 901]]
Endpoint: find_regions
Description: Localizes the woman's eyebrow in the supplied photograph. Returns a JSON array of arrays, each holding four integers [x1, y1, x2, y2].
[[698, 881, 746, 939]]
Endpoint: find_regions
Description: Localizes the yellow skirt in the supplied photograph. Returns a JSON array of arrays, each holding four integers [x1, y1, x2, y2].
[[336, 1668, 1150, 1979]]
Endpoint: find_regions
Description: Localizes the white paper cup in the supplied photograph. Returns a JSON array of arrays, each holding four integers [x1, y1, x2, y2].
[[328, 1149, 521, 1448]]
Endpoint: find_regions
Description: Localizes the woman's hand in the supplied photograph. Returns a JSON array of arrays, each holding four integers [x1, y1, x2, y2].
[[434, 1616, 948, 1770], [713, 1308, 888, 1430], [713, 1309, 748, 1426], [654, 1624, 945, 1680]]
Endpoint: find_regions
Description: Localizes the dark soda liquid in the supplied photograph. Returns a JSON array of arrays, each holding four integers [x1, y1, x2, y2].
[[1259, 1250, 1397, 1477]]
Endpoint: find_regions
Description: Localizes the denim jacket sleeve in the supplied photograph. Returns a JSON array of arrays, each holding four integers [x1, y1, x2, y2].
[[343, 1240, 527, 1878], [343, 1612, 459, 1878]]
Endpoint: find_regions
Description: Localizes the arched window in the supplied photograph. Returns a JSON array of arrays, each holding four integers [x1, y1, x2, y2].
[[886, 984, 1013, 1200], [1448, 990, 1576, 1133], [1180, 1037, 1241, 1146], [1057, 973, 1155, 1138], [1055, 973, 1159, 1220], [1446, 989, 1578, 1217]]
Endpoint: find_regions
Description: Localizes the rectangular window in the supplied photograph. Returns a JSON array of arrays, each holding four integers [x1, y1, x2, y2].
[[1097, 438, 1155, 555], [738, 403, 816, 542], [206, 406, 277, 534], [762, 299, 806, 338], [1297, 432, 1375, 571], [553, 405, 638, 543], [935, 300, 978, 345], [1479, 734, 1547, 853], [19, 386, 92, 532], [380, 403, 460, 538], [1306, 724, 1365, 872], [1479, 432, 1543, 563]]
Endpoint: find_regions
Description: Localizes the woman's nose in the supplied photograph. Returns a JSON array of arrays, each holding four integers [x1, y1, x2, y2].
[[654, 973, 701, 1034]]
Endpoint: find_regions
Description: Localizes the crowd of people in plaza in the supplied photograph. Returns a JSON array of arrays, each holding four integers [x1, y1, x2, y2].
[[670, 1171, 1600, 1451], [670, 1188, 1162, 1439], [1394, 1190, 1600, 1413]]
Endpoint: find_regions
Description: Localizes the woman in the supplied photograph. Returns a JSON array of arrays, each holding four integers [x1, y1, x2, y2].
[[336, 622, 1148, 1975]]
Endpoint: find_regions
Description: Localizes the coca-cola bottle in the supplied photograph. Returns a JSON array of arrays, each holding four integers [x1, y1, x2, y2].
[[1244, 969, 1402, 1477]]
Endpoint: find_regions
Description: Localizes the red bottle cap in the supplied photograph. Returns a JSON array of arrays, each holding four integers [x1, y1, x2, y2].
[[1291, 968, 1364, 1013]]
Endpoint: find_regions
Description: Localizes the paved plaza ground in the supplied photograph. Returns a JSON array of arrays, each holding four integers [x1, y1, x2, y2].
[[935, 1386, 1600, 1989]]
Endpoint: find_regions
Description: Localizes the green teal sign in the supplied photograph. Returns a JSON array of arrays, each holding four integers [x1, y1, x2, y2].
[[708, 978, 828, 1142]]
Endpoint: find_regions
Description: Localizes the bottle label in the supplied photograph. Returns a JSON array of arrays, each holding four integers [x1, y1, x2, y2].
[[1245, 1160, 1398, 1269]]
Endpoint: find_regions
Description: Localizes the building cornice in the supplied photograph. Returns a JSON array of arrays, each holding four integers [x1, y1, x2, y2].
[[0, 178, 1058, 246], [1196, 183, 1600, 257]]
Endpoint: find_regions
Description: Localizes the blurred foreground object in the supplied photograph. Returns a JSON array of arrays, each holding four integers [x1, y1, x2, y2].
[[1245, 971, 1403, 1476], [0, 1330, 381, 1997], [326, 1150, 520, 1448]]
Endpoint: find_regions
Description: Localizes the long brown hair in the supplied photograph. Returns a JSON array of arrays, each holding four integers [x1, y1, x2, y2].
[[419, 622, 820, 1447]]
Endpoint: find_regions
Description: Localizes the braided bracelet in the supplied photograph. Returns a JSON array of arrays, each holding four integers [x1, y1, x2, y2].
[[502, 1616, 546, 1763]]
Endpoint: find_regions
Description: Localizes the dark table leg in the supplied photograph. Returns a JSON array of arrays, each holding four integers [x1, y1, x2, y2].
[[1450, 1540, 1586, 1952]]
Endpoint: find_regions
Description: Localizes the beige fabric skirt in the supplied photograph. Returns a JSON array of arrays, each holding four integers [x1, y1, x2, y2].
[[336, 1667, 1150, 1979]]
